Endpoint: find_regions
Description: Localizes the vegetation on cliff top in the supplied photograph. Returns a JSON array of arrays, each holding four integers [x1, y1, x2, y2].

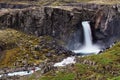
[[0, 0, 119, 5]]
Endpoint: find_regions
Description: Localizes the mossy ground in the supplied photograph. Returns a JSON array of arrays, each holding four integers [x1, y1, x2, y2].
[[0, 29, 60, 68], [21, 42, 120, 80], [0, 27, 120, 80], [0, 29, 117, 80], [0, 0, 120, 79], [0, 29, 40, 67]]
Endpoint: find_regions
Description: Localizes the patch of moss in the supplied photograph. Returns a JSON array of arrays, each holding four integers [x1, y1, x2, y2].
[[40, 71, 75, 80], [0, 29, 47, 68], [1, 28, 120, 80], [0, 48, 19, 67], [0, 28, 67, 69], [83, 42, 120, 65], [51, 1, 64, 6], [30, 42, 120, 80], [108, 76, 120, 80]]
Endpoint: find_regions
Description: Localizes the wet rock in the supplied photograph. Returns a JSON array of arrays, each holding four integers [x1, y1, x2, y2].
[[45, 52, 52, 57], [33, 45, 41, 51], [82, 60, 97, 66], [0, 6, 94, 47], [0, 3, 33, 9], [0, 4, 119, 50], [40, 62, 54, 74], [33, 54, 40, 60], [104, 65, 112, 71]]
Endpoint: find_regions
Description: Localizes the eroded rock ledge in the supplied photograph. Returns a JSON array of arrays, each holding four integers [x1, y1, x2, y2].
[[0, 2, 33, 9]]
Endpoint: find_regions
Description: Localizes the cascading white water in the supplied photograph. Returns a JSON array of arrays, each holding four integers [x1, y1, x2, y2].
[[83, 21, 93, 47], [73, 21, 100, 54]]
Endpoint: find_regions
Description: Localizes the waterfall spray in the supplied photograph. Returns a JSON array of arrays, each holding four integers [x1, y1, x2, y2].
[[73, 21, 100, 54]]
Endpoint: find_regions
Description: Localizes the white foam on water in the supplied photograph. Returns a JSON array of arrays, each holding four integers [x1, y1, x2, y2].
[[0, 67, 40, 77], [54, 56, 76, 67], [8, 71, 34, 76], [74, 45, 100, 54], [73, 21, 101, 54]]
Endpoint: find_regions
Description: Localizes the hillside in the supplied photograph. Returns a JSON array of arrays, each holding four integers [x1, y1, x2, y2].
[[0, 0, 120, 80], [0, 28, 120, 80], [19, 42, 120, 80]]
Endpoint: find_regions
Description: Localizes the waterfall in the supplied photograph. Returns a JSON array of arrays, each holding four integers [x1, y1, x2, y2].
[[82, 21, 93, 47], [73, 21, 100, 54]]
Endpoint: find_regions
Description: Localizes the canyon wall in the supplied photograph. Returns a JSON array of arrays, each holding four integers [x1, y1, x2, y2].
[[0, 3, 120, 49], [0, 3, 33, 9], [0, 6, 94, 49]]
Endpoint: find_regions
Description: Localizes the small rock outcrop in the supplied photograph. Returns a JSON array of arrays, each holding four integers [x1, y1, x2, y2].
[[0, 3, 33, 9]]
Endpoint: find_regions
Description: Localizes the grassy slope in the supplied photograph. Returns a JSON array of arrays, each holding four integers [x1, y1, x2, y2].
[[21, 42, 120, 80], [1, 29, 119, 80], [0, 0, 119, 79], [0, 29, 59, 68], [0, 29, 68, 68], [0, 29, 40, 67]]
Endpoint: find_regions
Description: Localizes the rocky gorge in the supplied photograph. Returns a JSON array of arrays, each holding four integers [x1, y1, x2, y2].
[[0, 3, 120, 49], [0, 1, 120, 80]]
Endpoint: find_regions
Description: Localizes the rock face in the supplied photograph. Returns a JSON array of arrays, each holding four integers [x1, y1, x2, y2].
[[0, 4, 120, 50], [93, 5, 120, 48], [0, 6, 95, 50], [0, 3, 33, 9]]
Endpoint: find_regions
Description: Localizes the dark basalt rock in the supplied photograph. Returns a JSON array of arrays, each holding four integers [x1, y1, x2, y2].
[[0, 6, 94, 50], [0, 4, 120, 50], [0, 2, 34, 9]]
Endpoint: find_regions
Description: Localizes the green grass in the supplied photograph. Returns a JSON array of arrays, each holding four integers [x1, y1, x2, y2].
[[108, 76, 120, 80], [0, 29, 42, 67], [40, 72, 75, 80], [0, 29, 56, 68], [84, 42, 120, 65], [29, 42, 120, 80], [18, 39, 120, 80]]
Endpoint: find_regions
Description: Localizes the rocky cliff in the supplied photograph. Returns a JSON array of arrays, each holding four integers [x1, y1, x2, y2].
[[0, 6, 95, 49], [0, 3, 33, 9], [0, 3, 120, 50], [0, 3, 120, 80]]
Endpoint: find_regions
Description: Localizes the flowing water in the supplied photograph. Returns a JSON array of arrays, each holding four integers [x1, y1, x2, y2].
[[54, 56, 76, 67], [73, 21, 101, 54], [54, 24, 101, 66], [0, 67, 40, 78], [0, 21, 101, 77]]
